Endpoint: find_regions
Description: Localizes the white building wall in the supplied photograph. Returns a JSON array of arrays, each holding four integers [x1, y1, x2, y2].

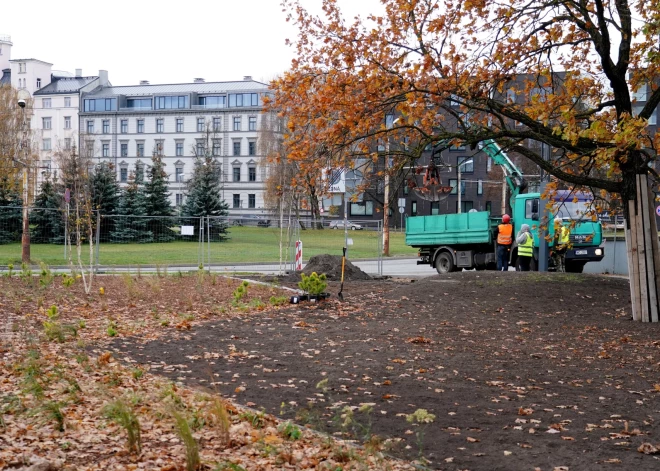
[[81, 87, 270, 216], [10, 59, 52, 95]]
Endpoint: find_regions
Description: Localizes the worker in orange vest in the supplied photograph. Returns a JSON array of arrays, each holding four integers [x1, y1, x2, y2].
[[496, 214, 513, 271]]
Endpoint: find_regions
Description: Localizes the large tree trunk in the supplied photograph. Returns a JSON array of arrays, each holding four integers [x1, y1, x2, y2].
[[625, 174, 660, 322]]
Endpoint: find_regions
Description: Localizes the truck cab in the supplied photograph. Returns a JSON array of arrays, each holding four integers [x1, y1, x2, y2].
[[512, 192, 604, 272]]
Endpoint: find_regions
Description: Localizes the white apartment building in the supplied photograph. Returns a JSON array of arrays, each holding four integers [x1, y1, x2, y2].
[[78, 77, 270, 215], [1, 34, 105, 185], [33, 70, 106, 177]]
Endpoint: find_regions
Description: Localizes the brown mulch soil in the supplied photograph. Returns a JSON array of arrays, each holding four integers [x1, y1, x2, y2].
[[1, 273, 415, 470], [106, 271, 660, 470]]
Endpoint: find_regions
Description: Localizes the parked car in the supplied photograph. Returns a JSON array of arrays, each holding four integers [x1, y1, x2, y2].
[[329, 220, 363, 230], [232, 215, 271, 227]]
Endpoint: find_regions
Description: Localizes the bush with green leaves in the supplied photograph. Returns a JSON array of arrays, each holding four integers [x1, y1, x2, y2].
[[298, 272, 327, 296]]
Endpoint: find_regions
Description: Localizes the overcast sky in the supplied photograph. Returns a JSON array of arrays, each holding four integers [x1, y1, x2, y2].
[[0, 0, 383, 86]]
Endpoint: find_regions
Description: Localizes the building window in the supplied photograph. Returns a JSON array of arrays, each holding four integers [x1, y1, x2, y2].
[[633, 83, 648, 102], [42, 117, 51, 130], [43, 138, 51, 151], [430, 202, 440, 215], [448, 178, 466, 195], [212, 140, 221, 156], [176, 141, 184, 157], [197, 118, 204, 132], [248, 167, 256, 182], [121, 143, 128, 157], [233, 140, 241, 156], [120, 167, 128, 182], [135, 164, 144, 181], [64, 138, 71, 150], [137, 142, 145, 157], [233, 116, 241, 131], [411, 201, 417, 217], [458, 156, 473, 173], [228, 93, 259, 107], [121, 119, 128, 133], [349, 201, 374, 216], [457, 201, 473, 213], [213, 117, 221, 131], [102, 120, 110, 134], [64, 97, 71, 107], [36, 78, 41, 88], [43, 98, 51, 108], [102, 142, 110, 157], [155, 140, 164, 155], [248, 194, 256, 209], [233, 167, 241, 182], [19, 62, 26, 73], [176, 118, 183, 132], [156, 118, 164, 133], [248, 116, 257, 131], [175, 167, 184, 183], [248, 140, 256, 156], [176, 193, 184, 206], [155, 96, 189, 110], [477, 179, 483, 195], [233, 194, 240, 208], [86, 120, 94, 133], [64, 116, 71, 129], [137, 119, 144, 133], [196, 141, 204, 156]]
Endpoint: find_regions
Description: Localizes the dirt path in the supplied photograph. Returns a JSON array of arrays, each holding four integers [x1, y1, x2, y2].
[[108, 271, 660, 470]]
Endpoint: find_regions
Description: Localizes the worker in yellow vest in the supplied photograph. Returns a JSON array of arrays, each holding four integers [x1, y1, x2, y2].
[[516, 224, 534, 271], [552, 217, 570, 272], [496, 214, 513, 271]]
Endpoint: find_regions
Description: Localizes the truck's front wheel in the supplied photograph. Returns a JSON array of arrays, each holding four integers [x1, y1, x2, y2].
[[435, 252, 455, 274]]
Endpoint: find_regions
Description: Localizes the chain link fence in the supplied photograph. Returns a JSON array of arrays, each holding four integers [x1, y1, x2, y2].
[[0, 207, 384, 275]]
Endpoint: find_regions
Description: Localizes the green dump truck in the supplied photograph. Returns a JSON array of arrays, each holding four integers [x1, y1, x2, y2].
[[406, 141, 605, 273]]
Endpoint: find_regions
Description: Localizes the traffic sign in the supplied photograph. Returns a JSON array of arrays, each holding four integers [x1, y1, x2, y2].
[[656, 206, 660, 217], [398, 207, 405, 214]]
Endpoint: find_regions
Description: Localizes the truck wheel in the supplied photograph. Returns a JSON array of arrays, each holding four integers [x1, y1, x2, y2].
[[435, 252, 455, 274], [566, 261, 585, 273]]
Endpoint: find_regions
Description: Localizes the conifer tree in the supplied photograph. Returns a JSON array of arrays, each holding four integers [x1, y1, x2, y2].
[[143, 152, 176, 242], [31, 176, 64, 244], [110, 170, 153, 243], [90, 162, 121, 241], [183, 156, 229, 241], [0, 178, 22, 244]]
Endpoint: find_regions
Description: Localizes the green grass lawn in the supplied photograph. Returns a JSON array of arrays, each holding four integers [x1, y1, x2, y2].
[[0, 227, 416, 266]]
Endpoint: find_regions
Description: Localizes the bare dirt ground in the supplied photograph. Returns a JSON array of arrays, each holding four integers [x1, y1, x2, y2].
[[105, 271, 660, 471], [1, 269, 659, 470]]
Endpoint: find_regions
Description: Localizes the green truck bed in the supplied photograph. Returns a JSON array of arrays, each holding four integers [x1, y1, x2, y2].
[[405, 211, 498, 247]]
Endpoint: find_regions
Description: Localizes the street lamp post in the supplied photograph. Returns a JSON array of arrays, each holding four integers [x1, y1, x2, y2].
[[457, 158, 473, 214], [17, 96, 30, 264]]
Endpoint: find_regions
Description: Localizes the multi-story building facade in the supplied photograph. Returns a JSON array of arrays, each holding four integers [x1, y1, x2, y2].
[[32, 70, 105, 179], [78, 77, 270, 215]]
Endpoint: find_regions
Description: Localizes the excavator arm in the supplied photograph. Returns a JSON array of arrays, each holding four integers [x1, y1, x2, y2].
[[478, 140, 527, 210]]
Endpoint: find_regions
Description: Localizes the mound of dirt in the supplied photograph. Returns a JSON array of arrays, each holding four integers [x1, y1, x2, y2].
[[302, 254, 372, 281]]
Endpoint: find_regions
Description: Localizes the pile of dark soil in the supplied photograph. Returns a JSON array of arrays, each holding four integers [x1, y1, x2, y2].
[[302, 254, 372, 281]]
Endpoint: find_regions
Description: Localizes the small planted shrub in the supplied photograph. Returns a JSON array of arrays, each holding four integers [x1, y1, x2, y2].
[[171, 408, 200, 471], [103, 398, 141, 454], [232, 280, 250, 304], [298, 272, 328, 296]]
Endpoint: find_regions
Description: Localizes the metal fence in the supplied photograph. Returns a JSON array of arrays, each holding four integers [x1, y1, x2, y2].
[[0, 207, 384, 275]]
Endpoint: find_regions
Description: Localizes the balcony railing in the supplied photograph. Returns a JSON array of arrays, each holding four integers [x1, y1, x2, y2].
[[118, 106, 153, 112], [191, 104, 226, 110]]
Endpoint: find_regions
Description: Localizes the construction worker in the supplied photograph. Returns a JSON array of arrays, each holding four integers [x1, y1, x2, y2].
[[552, 217, 570, 272], [496, 214, 513, 271], [516, 223, 534, 271]]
